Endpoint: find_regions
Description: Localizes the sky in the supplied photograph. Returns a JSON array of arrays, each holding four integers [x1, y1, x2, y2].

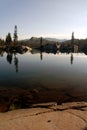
[[0, 0, 87, 40]]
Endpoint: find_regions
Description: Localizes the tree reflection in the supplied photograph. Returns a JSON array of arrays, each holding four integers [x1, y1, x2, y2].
[[6, 53, 19, 73], [7, 53, 13, 64], [0, 50, 4, 57], [14, 55, 19, 73], [70, 53, 74, 65], [40, 51, 43, 61]]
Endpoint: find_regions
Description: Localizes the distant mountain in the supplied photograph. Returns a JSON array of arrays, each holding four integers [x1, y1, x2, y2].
[[45, 38, 67, 42], [20, 37, 67, 43], [19, 37, 68, 49], [20, 37, 57, 48]]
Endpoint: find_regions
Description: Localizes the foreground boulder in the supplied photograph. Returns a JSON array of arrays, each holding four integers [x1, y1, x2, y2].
[[0, 102, 87, 130]]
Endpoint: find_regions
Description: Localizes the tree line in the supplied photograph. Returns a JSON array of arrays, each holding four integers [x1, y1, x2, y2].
[[0, 25, 18, 47]]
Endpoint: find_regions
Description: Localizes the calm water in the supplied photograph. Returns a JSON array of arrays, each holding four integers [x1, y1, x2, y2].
[[0, 50, 87, 105]]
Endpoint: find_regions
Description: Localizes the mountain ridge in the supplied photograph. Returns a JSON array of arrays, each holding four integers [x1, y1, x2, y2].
[[19, 37, 67, 42]]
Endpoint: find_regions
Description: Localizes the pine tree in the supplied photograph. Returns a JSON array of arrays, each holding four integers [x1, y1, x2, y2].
[[6, 33, 12, 45], [71, 32, 74, 45], [14, 25, 18, 43]]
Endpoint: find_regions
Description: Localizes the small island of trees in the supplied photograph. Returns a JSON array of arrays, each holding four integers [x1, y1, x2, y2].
[[0, 25, 18, 49], [0, 25, 29, 53]]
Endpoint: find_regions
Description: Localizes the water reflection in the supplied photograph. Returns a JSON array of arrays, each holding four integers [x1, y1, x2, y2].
[[0, 50, 4, 57], [6, 52, 19, 73], [5, 50, 75, 74], [14, 54, 19, 73], [5, 50, 79, 72], [7, 53, 13, 64], [70, 53, 74, 65], [40, 51, 43, 61], [1, 50, 87, 74], [0, 50, 87, 112]]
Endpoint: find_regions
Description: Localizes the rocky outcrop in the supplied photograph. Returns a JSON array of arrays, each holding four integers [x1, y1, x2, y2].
[[0, 102, 87, 130]]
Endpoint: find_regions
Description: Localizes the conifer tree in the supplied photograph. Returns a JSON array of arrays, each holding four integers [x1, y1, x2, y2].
[[14, 25, 18, 43], [6, 33, 12, 45], [71, 32, 74, 45]]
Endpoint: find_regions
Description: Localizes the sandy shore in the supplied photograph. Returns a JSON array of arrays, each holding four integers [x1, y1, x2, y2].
[[0, 102, 87, 130]]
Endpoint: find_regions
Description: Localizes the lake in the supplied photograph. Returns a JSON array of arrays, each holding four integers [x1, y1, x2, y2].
[[0, 50, 87, 111]]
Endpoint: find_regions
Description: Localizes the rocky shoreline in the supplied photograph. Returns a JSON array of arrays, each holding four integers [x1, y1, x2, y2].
[[0, 101, 87, 130], [0, 87, 87, 113]]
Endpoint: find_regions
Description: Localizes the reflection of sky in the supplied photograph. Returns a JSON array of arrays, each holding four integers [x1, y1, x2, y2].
[[0, 52, 87, 89], [0, 0, 87, 39]]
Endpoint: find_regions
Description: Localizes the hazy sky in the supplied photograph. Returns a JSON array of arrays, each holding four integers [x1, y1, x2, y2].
[[0, 0, 87, 40]]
